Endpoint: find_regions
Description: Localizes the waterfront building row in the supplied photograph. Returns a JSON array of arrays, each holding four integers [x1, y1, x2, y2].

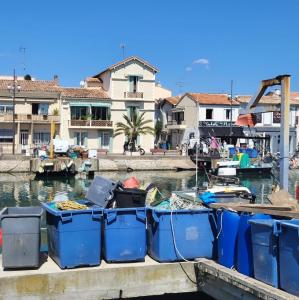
[[1, 55, 299, 155], [157, 90, 299, 154], [0, 56, 171, 154]]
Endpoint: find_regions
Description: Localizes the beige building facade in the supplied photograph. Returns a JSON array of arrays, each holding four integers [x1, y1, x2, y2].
[[0, 78, 60, 154], [92, 56, 158, 153], [0, 56, 161, 154]]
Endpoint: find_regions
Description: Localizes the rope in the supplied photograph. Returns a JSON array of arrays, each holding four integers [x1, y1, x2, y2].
[[216, 210, 223, 239], [170, 209, 193, 263]]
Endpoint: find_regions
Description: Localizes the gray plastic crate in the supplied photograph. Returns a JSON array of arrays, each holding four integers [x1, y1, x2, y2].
[[86, 176, 118, 207], [0, 207, 43, 269]]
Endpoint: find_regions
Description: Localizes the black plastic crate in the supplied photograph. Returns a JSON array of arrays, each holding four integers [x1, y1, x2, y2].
[[114, 188, 147, 208]]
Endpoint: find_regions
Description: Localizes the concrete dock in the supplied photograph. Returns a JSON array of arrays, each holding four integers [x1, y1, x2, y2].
[[0, 255, 297, 300], [0, 155, 196, 173]]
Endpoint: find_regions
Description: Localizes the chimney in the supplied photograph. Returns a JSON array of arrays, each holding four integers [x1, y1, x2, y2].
[[53, 75, 59, 85]]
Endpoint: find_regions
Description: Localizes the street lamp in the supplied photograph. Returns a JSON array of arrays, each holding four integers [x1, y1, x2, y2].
[[7, 69, 21, 155]]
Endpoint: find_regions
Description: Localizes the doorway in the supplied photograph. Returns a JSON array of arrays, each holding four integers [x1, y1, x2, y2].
[[20, 130, 29, 152]]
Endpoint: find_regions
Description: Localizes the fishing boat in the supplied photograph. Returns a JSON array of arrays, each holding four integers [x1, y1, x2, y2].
[[214, 160, 273, 176]]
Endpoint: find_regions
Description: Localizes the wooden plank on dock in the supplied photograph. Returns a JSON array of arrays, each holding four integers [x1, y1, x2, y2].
[[209, 203, 299, 218]]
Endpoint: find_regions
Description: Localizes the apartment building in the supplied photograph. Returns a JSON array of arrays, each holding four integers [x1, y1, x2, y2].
[[0, 56, 166, 154], [0, 77, 60, 154], [59, 79, 113, 151], [166, 93, 241, 147], [90, 56, 159, 153]]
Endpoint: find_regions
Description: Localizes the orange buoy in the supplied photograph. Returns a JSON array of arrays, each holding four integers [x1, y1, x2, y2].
[[123, 176, 140, 189]]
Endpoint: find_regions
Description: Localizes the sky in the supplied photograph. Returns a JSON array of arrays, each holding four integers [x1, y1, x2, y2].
[[0, 0, 299, 96]]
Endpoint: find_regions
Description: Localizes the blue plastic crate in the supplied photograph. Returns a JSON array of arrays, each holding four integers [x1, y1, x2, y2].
[[217, 209, 240, 268], [278, 220, 299, 296], [237, 213, 271, 276], [147, 207, 216, 262], [103, 208, 146, 262], [249, 219, 279, 287], [42, 201, 103, 269]]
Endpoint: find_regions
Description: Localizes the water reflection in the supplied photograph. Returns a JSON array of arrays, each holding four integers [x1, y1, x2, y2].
[[0, 170, 298, 209]]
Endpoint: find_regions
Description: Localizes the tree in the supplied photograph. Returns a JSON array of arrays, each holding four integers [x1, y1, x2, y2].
[[114, 111, 154, 151]]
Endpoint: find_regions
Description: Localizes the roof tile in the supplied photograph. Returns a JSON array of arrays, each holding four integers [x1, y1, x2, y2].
[[186, 93, 239, 105]]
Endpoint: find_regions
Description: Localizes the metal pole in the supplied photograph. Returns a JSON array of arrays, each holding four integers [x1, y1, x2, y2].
[[12, 69, 16, 155], [229, 80, 233, 144], [195, 101, 199, 188], [280, 75, 291, 191]]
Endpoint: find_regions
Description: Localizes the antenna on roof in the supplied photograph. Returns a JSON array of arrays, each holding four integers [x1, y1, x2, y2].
[[176, 81, 184, 94], [120, 43, 125, 59], [19, 46, 26, 73]]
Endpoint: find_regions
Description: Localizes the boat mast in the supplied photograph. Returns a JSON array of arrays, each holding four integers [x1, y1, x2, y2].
[[195, 101, 199, 188], [230, 80, 233, 144]]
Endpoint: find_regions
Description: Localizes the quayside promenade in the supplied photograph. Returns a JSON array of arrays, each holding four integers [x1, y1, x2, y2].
[[0, 255, 296, 300]]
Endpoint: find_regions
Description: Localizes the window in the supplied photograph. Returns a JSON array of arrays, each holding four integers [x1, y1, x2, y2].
[[91, 107, 108, 120], [0, 103, 13, 115], [71, 106, 88, 120], [0, 129, 13, 143], [273, 112, 281, 124], [32, 103, 49, 115], [100, 131, 110, 149], [74, 132, 88, 146], [225, 109, 231, 120], [206, 109, 213, 120], [33, 132, 50, 145], [255, 113, 262, 123], [129, 76, 138, 93], [128, 106, 138, 121], [173, 112, 184, 124]]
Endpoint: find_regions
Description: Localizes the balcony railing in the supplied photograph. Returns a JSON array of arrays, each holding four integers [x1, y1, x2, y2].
[[124, 92, 144, 99], [0, 114, 60, 122], [167, 120, 185, 125], [69, 120, 113, 127]]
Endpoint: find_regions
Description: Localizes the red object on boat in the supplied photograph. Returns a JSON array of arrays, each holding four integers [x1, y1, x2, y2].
[[296, 183, 299, 202], [0, 228, 2, 247], [235, 114, 257, 127], [123, 177, 140, 189]]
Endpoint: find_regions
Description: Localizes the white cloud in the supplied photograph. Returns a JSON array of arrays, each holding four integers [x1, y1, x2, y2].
[[193, 58, 209, 65], [185, 67, 192, 72]]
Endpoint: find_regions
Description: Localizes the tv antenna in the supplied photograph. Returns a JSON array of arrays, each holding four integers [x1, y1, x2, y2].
[[176, 81, 184, 94], [120, 43, 125, 59], [19, 46, 26, 73]]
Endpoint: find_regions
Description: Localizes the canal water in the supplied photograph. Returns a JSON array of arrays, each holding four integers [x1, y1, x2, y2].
[[0, 169, 298, 209]]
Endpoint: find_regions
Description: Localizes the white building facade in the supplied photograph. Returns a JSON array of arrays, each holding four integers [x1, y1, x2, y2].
[[167, 93, 241, 147]]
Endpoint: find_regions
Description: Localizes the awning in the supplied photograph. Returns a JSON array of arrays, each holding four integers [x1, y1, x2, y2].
[[69, 102, 90, 107], [235, 114, 256, 127], [69, 102, 111, 107], [90, 103, 111, 107], [199, 126, 244, 138], [172, 107, 184, 113]]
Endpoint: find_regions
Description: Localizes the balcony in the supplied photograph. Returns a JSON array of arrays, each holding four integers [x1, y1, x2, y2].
[[69, 119, 113, 128], [0, 114, 60, 123], [124, 92, 144, 99], [166, 120, 187, 130]]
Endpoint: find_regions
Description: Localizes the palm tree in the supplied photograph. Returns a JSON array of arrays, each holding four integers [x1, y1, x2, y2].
[[114, 111, 154, 152]]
